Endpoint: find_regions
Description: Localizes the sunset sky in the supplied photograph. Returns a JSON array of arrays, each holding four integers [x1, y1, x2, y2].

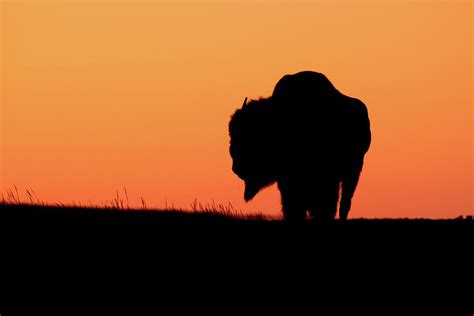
[[1, 1, 472, 218]]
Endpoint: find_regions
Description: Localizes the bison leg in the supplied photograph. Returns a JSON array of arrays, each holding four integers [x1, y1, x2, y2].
[[308, 179, 339, 222], [340, 160, 364, 221], [278, 180, 307, 222], [282, 200, 307, 222], [309, 204, 337, 222]]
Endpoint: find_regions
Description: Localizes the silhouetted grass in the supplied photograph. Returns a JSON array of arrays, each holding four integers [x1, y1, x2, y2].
[[3, 186, 275, 217], [1, 200, 472, 228], [1, 186, 472, 230]]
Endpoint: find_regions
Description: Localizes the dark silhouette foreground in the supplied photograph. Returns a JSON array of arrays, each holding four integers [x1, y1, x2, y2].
[[2, 203, 471, 313], [229, 71, 371, 221], [1, 203, 470, 227]]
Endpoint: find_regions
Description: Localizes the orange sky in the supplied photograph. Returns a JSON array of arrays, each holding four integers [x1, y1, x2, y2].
[[1, 1, 472, 218]]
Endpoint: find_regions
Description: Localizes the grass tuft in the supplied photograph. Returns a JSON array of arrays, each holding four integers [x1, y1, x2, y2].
[[0, 186, 271, 220]]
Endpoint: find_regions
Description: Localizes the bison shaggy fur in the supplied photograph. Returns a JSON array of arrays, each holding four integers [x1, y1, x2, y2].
[[228, 71, 371, 221]]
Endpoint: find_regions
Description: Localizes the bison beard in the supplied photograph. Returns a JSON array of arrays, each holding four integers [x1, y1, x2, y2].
[[228, 71, 371, 221], [244, 180, 260, 202], [244, 176, 275, 202]]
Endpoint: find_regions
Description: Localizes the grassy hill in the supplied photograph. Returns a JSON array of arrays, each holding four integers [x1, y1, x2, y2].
[[2, 202, 472, 239], [2, 202, 472, 226], [2, 202, 472, 310]]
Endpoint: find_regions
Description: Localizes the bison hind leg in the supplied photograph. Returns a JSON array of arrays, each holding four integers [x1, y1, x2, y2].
[[340, 159, 364, 221]]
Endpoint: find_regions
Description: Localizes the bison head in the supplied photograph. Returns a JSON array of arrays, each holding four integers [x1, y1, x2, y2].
[[228, 97, 279, 201]]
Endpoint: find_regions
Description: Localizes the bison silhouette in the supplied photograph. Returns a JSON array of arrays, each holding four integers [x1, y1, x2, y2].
[[229, 71, 371, 221]]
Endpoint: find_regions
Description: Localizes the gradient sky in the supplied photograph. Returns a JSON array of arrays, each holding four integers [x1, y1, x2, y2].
[[1, 1, 472, 218]]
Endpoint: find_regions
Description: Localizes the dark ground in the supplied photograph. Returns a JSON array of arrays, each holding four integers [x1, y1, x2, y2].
[[2, 202, 472, 233], [1, 203, 472, 312]]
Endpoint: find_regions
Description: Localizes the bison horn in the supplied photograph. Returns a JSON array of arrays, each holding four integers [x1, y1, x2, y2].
[[242, 97, 248, 108]]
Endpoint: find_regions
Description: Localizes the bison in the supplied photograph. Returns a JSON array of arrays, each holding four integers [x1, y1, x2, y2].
[[228, 71, 371, 221]]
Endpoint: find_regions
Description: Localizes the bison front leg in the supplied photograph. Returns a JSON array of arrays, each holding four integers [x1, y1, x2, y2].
[[340, 159, 364, 221], [309, 205, 337, 222], [282, 201, 307, 222], [278, 180, 307, 222], [308, 179, 339, 222]]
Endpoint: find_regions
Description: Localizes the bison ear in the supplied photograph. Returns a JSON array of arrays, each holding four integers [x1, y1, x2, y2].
[[242, 97, 248, 108]]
